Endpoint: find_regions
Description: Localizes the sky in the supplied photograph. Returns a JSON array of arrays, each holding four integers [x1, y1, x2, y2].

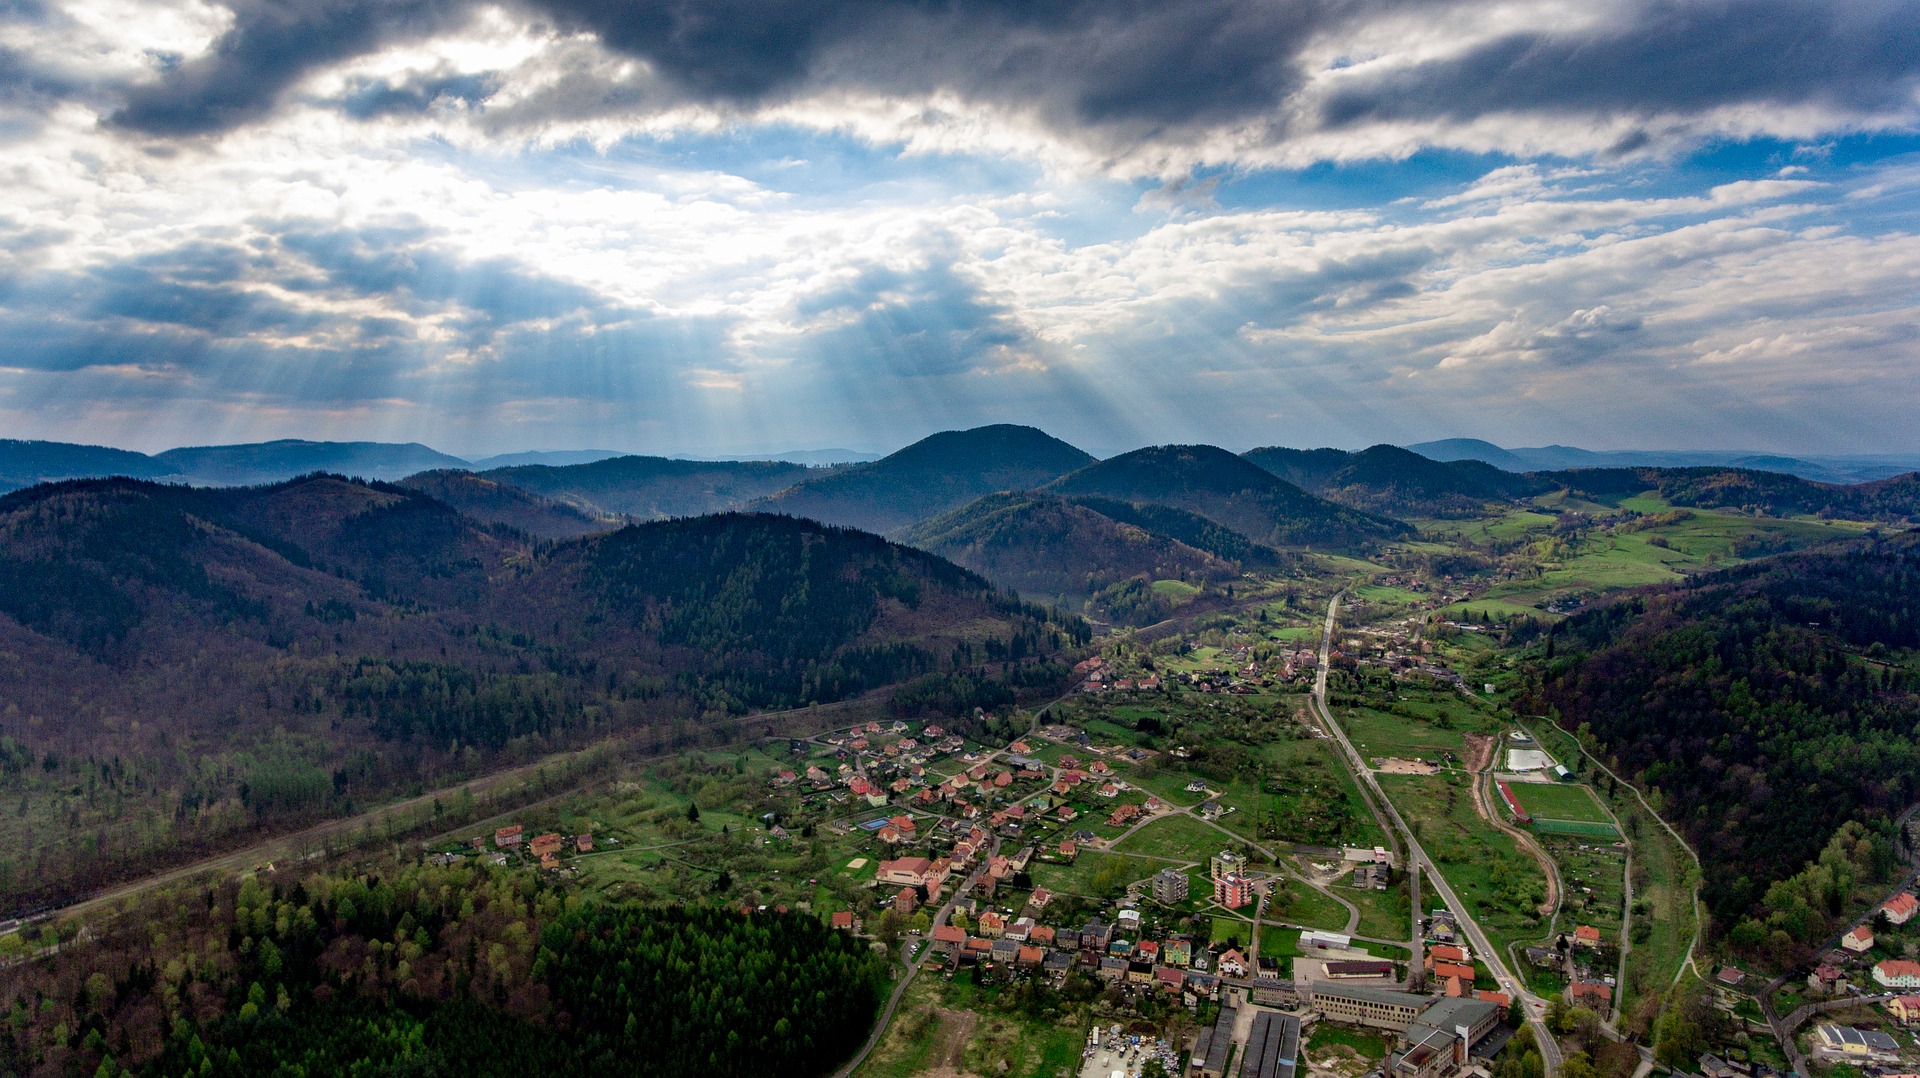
[[1, 0, 1918, 458]]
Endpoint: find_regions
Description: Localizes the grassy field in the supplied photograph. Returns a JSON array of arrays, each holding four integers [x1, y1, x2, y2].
[[853, 974, 1087, 1078], [1111, 813, 1230, 862], [1270, 881, 1354, 933], [1336, 874, 1413, 941], [1508, 782, 1613, 824], [1378, 774, 1549, 959], [1307, 1022, 1391, 1062]]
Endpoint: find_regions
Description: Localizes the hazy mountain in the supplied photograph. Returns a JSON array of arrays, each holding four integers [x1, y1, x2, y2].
[[0, 438, 169, 493], [1246, 444, 1550, 517], [464, 449, 628, 469], [1398, 438, 1534, 474], [397, 470, 618, 539], [1539, 465, 1920, 521], [902, 492, 1242, 604], [153, 440, 470, 485], [1043, 444, 1411, 549], [751, 424, 1097, 536], [480, 455, 814, 519], [1406, 438, 1920, 485], [0, 475, 1079, 904]]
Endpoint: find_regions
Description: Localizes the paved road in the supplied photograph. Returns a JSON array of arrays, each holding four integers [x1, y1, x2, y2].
[[1311, 594, 1563, 1077]]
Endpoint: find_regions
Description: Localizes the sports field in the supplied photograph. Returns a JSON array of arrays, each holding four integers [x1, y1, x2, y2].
[[1507, 782, 1612, 824]]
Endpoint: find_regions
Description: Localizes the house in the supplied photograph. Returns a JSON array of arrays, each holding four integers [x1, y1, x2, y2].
[[1027, 888, 1053, 910], [1018, 945, 1045, 968], [1567, 981, 1613, 1009], [1217, 948, 1248, 977], [1572, 925, 1601, 949], [574, 834, 593, 853], [1128, 959, 1156, 984], [1808, 964, 1847, 995], [830, 911, 857, 931], [991, 938, 1020, 964], [931, 924, 966, 954], [1875, 960, 1920, 990], [895, 887, 919, 914], [1098, 956, 1128, 982], [1889, 996, 1920, 1024], [494, 824, 523, 848], [1699, 1055, 1739, 1078], [1198, 800, 1226, 820], [1157, 966, 1186, 993], [977, 911, 1006, 937], [1715, 967, 1745, 987], [1843, 925, 1876, 953], [1886, 892, 1920, 926], [530, 832, 563, 858]]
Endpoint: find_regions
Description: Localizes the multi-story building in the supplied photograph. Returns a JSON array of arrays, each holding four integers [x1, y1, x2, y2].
[[1152, 866, 1190, 904], [1215, 871, 1254, 910], [1211, 849, 1247, 880]]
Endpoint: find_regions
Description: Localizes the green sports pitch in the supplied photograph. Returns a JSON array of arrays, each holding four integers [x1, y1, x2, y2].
[[1508, 782, 1621, 837]]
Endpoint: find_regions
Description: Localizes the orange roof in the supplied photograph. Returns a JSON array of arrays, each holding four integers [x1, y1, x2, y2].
[[1573, 925, 1601, 942], [1477, 991, 1512, 1007], [1433, 961, 1475, 981], [1889, 893, 1920, 916], [932, 925, 965, 943]]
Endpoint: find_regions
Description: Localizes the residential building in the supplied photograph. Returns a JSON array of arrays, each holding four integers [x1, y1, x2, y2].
[[493, 824, 523, 848], [1843, 925, 1876, 953], [1567, 981, 1613, 1009], [1153, 866, 1190, 905], [530, 832, 563, 858], [1211, 849, 1247, 880], [1887, 893, 1920, 926], [1572, 925, 1601, 948], [1889, 996, 1920, 1025], [1215, 872, 1255, 910], [1809, 965, 1847, 995], [1875, 960, 1920, 990]]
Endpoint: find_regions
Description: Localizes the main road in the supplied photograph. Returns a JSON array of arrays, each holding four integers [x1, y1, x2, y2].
[[1310, 594, 1563, 1077]]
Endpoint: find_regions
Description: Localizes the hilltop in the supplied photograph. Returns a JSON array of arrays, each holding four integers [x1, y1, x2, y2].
[[1044, 444, 1410, 549], [1245, 444, 1549, 517], [397, 470, 617, 539], [479, 455, 814, 519], [752, 424, 1096, 536]]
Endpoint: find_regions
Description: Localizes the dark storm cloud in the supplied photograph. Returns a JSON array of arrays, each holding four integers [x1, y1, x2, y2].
[[111, 0, 473, 136], [83, 0, 1920, 155], [338, 69, 499, 119], [1320, 0, 1920, 130]]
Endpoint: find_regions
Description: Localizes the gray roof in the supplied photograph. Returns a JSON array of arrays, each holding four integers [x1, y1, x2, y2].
[[1404, 997, 1501, 1051], [1311, 983, 1428, 1008], [1203, 1006, 1238, 1074], [1238, 1011, 1300, 1078], [1817, 1026, 1900, 1052]]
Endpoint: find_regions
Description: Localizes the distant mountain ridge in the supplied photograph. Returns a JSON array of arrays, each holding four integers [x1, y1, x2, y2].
[[752, 424, 1097, 536], [480, 456, 815, 520], [1405, 438, 1920, 485]]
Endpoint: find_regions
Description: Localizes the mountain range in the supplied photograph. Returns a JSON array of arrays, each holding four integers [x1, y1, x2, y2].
[[1406, 437, 1920, 485]]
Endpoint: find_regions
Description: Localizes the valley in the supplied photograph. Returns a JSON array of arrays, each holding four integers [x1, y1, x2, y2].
[[1, 425, 1917, 1078]]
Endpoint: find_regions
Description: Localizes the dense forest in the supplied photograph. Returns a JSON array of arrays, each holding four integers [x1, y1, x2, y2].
[[1243, 444, 1548, 517], [1525, 530, 1920, 952], [0, 477, 1082, 909], [0, 862, 885, 1077]]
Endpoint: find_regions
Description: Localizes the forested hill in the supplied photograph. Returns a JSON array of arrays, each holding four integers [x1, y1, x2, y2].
[[1044, 444, 1411, 549], [0, 860, 888, 1077], [1526, 530, 1920, 952], [1243, 443, 1549, 516], [398, 469, 617, 539], [751, 424, 1097, 536], [0, 477, 1081, 906], [902, 491, 1246, 611], [477, 454, 814, 519], [1538, 465, 1920, 521]]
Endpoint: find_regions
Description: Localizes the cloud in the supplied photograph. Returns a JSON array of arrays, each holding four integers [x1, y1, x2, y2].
[[66, 0, 1920, 172]]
